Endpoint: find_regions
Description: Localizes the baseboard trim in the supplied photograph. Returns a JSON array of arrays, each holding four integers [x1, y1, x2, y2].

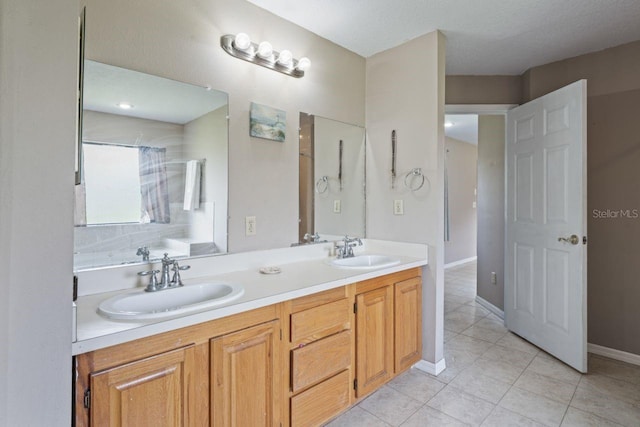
[[588, 343, 640, 366], [444, 256, 477, 269], [413, 358, 447, 376], [475, 295, 504, 320]]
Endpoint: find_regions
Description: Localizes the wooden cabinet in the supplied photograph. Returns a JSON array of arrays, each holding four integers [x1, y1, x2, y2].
[[89, 345, 196, 427], [74, 304, 280, 427], [287, 287, 353, 426], [395, 276, 422, 372], [211, 320, 282, 427], [74, 267, 423, 426], [354, 268, 422, 398], [355, 285, 394, 397]]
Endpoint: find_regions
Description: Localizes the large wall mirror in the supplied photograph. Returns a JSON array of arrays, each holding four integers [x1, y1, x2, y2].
[[74, 60, 228, 270], [298, 113, 366, 243]]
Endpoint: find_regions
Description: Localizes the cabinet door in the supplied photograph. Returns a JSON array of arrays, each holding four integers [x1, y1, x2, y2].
[[395, 277, 422, 372], [355, 286, 394, 397], [211, 320, 281, 427], [90, 345, 196, 427]]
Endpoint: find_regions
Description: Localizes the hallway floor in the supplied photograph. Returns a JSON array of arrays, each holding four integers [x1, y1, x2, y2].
[[326, 261, 640, 426]]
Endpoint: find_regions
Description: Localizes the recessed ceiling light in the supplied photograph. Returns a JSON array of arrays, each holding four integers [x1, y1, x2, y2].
[[444, 121, 454, 128], [117, 102, 134, 110]]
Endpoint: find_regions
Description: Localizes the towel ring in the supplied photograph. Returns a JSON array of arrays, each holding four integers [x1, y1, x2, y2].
[[315, 176, 329, 194], [404, 168, 425, 191]]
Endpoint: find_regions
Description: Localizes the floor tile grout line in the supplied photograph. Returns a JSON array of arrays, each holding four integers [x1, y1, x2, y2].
[[355, 400, 396, 426]]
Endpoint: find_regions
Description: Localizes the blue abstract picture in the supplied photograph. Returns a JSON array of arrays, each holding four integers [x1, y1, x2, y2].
[[250, 102, 286, 142]]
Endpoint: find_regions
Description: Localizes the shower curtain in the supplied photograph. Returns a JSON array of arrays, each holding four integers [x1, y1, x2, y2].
[[139, 146, 170, 224]]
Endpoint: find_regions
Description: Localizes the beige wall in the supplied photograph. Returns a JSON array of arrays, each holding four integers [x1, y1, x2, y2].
[[446, 75, 523, 105], [313, 116, 365, 238], [184, 107, 229, 252], [522, 40, 640, 101], [366, 31, 446, 367], [524, 41, 640, 355], [81, 0, 366, 253], [444, 137, 477, 265], [476, 116, 506, 311], [0, 0, 77, 425], [451, 40, 640, 355]]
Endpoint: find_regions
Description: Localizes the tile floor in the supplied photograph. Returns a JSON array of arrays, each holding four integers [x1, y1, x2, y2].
[[326, 261, 640, 426]]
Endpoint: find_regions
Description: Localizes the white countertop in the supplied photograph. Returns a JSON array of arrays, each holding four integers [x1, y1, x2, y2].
[[72, 239, 428, 355]]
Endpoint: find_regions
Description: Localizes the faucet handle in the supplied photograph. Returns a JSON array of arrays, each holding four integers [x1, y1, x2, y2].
[[171, 261, 190, 286], [138, 269, 160, 292]]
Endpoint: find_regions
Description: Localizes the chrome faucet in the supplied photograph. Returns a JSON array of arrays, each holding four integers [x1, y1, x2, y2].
[[138, 253, 190, 292], [136, 246, 150, 261], [159, 253, 173, 288], [304, 232, 321, 243], [335, 235, 363, 259]]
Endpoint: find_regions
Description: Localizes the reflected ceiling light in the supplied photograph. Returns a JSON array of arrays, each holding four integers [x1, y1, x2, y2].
[[117, 102, 134, 110], [220, 33, 310, 78], [444, 121, 454, 128]]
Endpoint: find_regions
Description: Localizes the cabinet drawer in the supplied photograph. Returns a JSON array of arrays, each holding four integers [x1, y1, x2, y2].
[[290, 370, 350, 427], [292, 330, 351, 393], [290, 298, 350, 345]]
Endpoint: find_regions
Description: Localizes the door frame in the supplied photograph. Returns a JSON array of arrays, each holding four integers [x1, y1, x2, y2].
[[444, 104, 516, 320]]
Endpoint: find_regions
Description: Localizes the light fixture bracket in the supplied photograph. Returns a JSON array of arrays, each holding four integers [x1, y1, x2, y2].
[[220, 34, 306, 78]]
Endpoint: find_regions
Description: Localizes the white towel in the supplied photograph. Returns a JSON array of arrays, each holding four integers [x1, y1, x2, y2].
[[183, 160, 201, 210]]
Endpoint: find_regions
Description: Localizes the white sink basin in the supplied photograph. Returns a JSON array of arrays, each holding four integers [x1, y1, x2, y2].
[[98, 282, 245, 321], [329, 254, 401, 269]]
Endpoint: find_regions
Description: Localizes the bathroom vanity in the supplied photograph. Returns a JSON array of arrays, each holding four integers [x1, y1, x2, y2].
[[72, 240, 427, 426]]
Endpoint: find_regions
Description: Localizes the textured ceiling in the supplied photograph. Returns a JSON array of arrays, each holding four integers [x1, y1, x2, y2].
[[445, 115, 478, 145], [84, 61, 228, 124], [247, 0, 640, 75]]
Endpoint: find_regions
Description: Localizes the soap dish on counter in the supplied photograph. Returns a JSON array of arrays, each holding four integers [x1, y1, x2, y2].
[[259, 266, 281, 275]]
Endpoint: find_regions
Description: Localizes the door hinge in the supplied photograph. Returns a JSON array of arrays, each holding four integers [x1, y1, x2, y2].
[[353, 303, 357, 314], [353, 378, 358, 390], [583, 235, 588, 245], [83, 389, 91, 409], [279, 329, 283, 340]]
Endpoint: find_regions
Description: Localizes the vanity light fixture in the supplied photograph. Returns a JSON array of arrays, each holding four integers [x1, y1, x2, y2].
[[220, 33, 310, 78]]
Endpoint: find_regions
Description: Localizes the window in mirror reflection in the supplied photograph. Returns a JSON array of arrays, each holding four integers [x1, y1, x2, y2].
[[74, 60, 229, 271], [83, 142, 142, 225]]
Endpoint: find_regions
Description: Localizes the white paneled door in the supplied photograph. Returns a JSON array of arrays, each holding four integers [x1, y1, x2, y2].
[[505, 80, 587, 372]]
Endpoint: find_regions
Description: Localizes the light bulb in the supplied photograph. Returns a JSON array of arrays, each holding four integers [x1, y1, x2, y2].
[[117, 102, 134, 110], [234, 33, 251, 51], [277, 49, 293, 67], [296, 57, 311, 71], [257, 41, 273, 59], [444, 121, 454, 128]]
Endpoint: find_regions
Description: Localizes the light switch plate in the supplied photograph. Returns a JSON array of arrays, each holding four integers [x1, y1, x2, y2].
[[333, 200, 341, 213], [394, 199, 404, 215], [245, 216, 256, 236]]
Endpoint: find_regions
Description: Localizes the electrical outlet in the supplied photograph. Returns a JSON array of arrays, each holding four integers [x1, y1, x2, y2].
[[333, 200, 341, 213], [245, 216, 256, 236], [491, 272, 497, 285], [472, 201, 477, 209], [394, 199, 404, 215]]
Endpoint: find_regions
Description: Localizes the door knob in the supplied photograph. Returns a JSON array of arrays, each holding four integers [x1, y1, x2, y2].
[[558, 234, 580, 245]]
